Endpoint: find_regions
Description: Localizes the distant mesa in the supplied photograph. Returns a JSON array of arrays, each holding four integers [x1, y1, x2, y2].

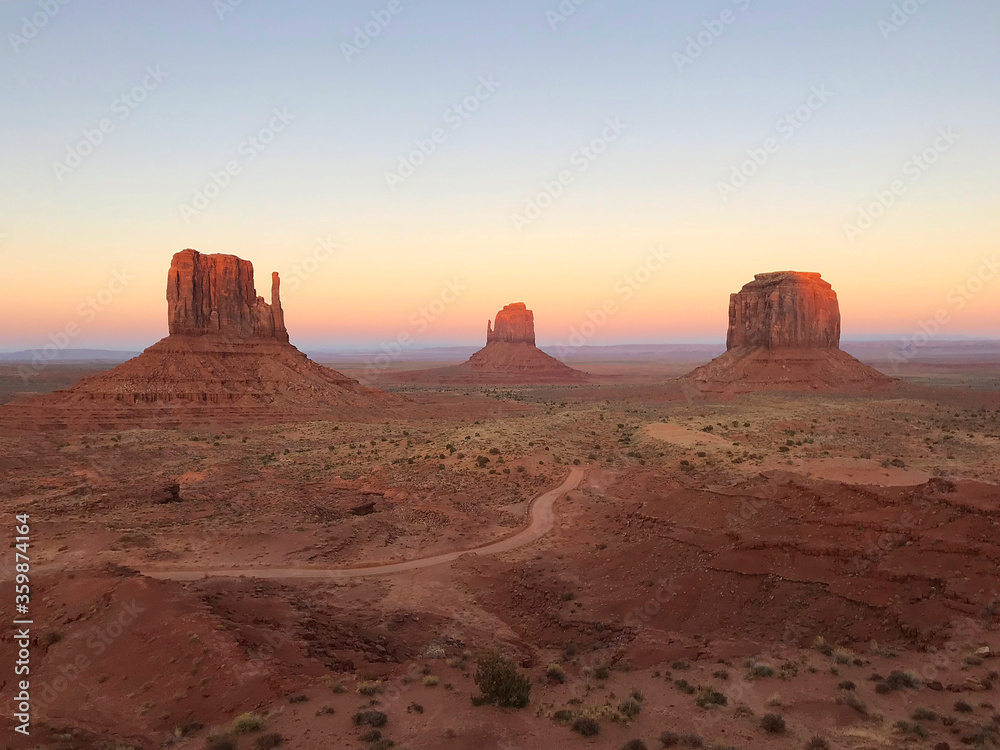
[[2, 249, 388, 429], [685, 271, 893, 392], [392, 302, 589, 385]]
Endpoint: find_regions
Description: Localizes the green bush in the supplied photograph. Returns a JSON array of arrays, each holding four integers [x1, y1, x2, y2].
[[621, 742, 648, 750], [619, 697, 642, 718], [232, 713, 265, 733], [571, 716, 600, 737], [760, 713, 786, 734], [254, 734, 284, 750], [472, 651, 531, 708], [352, 710, 388, 728]]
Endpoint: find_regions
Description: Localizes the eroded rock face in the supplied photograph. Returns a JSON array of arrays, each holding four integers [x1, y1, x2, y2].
[[487, 303, 535, 346], [167, 249, 288, 341], [727, 272, 840, 350]]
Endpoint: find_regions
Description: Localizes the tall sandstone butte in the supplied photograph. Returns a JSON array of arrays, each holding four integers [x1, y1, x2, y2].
[[167, 249, 287, 340], [392, 302, 588, 384], [686, 271, 892, 392], [2, 249, 385, 429]]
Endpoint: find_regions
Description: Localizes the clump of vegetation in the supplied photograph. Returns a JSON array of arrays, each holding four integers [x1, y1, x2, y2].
[[352, 710, 388, 728], [894, 720, 930, 738], [206, 737, 237, 750], [552, 709, 575, 723], [805, 738, 830, 750], [954, 700, 974, 713], [423, 675, 439, 687], [695, 685, 727, 708], [571, 716, 600, 737], [472, 651, 531, 708], [748, 662, 775, 679], [621, 741, 648, 750], [546, 663, 566, 684], [253, 734, 284, 750], [911, 707, 938, 721], [232, 713, 265, 734], [659, 732, 679, 747], [425, 644, 446, 659], [679, 735, 703, 748], [618, 696, 643, 719], [760, 713, 786, 734], [836, 691, 868, 716], [592, 665, 610, 680], [357, 680, 384, 696]]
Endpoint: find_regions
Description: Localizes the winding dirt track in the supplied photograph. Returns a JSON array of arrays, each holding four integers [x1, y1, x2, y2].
[[143, 467, 585, 582]]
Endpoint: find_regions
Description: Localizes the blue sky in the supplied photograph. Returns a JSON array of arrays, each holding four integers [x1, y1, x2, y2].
[[1, 0, 998, 349]]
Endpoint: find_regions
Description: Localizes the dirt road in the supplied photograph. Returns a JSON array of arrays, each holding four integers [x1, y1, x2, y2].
[[143, 467, 585, 581]]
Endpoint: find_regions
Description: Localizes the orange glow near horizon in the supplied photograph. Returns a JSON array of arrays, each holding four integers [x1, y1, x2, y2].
[[2, 223, 997, 351]]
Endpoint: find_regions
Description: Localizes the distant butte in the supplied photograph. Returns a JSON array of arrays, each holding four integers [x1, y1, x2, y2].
[[685, 271, 893, 392], [2, 249, 389, 429], [393, 302, 589, 385]]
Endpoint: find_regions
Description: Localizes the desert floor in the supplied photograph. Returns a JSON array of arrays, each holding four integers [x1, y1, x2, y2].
[[1, 362, 999, 750]]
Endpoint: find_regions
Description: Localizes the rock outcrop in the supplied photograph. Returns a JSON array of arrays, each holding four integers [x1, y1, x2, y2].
[[167, 249, 287, 340], [391, 303, 588, 385], [487, 303, 535, 345], [727, 272, 840, 350], [2, 250, 389, 429], [686, 272, 893, 393]]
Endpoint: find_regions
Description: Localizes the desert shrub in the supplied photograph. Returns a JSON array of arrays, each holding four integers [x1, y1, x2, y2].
[[885, 670, 920, 690], [749, 663, 775, 679], [912, 707, 938, 721], [836, 692, 868, 716], [423, 675, 439, 687], [352, 710, 388, 728], [813, 636, 833, 656], [679, 735, 703, 748], [712, 670, 729, 680], [571, 716, 600, 737], [838, 680, 856, 691], [357, 680, 383, 696], [954, 700, 974, 713], [254, 734, 284, 750], [367, 740, 395, 750], [659, 732, 680, 747], [472, 651, 531, 708], [206, 737, 237, 750], [287, 694, 307, 703], [672, 660, 690, 670], [552, 709, 575, 723], [425, 644, 446, 659], [805, 738, 829, 750], [232, 713, 265, 733], [760, 713, 786, 734], [894, 720, 930, 738], [695, 686, 727, 708], [593, 665, 610, 680], [546, 663, 566, 684], [621, 741, 648, 750], [619, 697, 643, 718]]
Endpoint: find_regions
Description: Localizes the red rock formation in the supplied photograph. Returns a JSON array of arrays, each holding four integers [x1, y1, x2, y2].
[[487, 303, 535, 345], [2, 250, 389, 428], [727, 272, 840, 350], [686, 272, 892, 393], [391, 303, 588, 384], [167, 249, 288, 340]]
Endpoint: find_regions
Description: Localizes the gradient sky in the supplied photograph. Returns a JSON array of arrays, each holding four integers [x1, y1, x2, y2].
[[2, 0, 998, 351]]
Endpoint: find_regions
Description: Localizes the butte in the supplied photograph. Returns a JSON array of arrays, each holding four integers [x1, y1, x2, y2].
[[395, 303, 589, 385], [2, 249, 388, 429], [684, 271, 893, 393]]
